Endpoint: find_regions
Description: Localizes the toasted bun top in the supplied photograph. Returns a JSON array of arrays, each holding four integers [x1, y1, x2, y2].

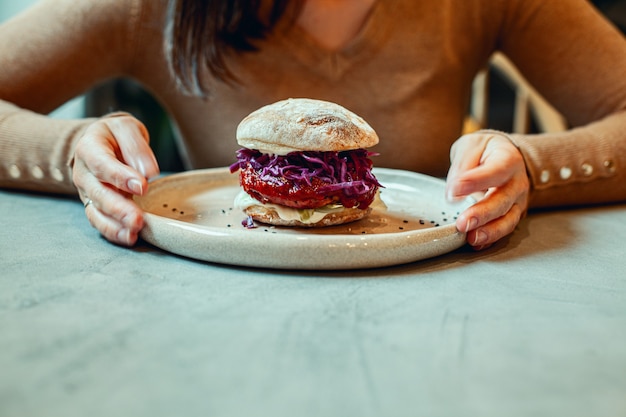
[[236, 98, 379, 155]]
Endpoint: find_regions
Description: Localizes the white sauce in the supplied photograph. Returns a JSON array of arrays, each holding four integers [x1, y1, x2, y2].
[[234, 191, 345, 224]]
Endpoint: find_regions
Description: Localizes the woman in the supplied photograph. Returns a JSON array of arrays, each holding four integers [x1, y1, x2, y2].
[[1, 0, 625, 249]]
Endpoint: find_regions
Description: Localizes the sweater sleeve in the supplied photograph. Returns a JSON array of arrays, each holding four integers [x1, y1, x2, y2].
[[0, 100, 94, 194], [509, 111, 626, 208], [0, 0, 145, 195], [496, 0, 626, 208]]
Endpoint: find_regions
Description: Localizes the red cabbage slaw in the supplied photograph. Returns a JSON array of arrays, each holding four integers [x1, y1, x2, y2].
[[230, 148, 382, 209]]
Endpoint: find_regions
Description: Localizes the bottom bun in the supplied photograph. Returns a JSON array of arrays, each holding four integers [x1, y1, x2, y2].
[[244, 205, 371, 228]]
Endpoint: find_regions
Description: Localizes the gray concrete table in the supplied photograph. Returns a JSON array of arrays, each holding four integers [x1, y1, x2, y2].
[[1, 189, 625, 417]]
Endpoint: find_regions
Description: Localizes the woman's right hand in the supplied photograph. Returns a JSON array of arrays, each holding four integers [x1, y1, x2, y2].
[[71, 114, 160, 246]]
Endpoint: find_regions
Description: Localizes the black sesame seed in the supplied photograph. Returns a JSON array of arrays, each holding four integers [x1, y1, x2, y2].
[[419, 220, 425, 225]]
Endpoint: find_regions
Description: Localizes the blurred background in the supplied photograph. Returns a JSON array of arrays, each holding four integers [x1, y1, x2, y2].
[[1, 0, 625, 172]]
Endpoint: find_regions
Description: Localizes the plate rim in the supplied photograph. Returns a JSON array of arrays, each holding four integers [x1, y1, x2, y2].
[[135, 167, 470, 269]]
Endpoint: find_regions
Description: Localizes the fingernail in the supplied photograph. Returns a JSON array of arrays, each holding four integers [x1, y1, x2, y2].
[[137, 160, 147, 178], [473, 230, 488, 246], [117, 228, 131, 245], [446, 188, 457, 202], [128, 178, 143, 195], [466, 217, 478, 232]]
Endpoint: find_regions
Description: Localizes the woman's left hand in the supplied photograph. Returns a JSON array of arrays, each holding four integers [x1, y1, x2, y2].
[[446, 131, 530, 250]]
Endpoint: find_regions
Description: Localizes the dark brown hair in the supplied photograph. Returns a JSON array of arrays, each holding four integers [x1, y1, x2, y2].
[[165, 0, 296, 97]]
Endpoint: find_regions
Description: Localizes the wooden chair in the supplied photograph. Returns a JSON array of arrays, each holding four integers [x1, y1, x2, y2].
[[466, 52, 567, 134]]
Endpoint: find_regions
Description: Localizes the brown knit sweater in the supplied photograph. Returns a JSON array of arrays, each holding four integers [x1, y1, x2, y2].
[[1, 0, 625, 208]]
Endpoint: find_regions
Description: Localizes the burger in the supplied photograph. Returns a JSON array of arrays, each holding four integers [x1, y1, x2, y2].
[[229, 98, 382, 227]]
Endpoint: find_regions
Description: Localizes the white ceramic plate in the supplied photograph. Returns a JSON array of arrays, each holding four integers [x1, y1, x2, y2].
[[135, 167, 475, 270]]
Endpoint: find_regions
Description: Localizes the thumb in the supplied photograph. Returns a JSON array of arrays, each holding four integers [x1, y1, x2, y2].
[[104, 115, 160, 180], [446, 134, 488, 201]]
